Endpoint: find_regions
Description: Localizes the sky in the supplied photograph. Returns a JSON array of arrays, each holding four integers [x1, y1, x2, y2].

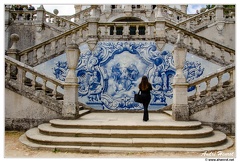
[[30, 4, 206, 15], [3, 0, 235, 15]]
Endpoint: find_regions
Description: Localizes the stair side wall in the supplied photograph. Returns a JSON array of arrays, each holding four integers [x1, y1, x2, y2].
[[190, 97, 235, 135], [5, 88, 62, 131]]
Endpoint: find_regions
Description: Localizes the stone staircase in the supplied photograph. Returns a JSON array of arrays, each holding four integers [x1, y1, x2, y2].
[[19, 112, 233, 153]]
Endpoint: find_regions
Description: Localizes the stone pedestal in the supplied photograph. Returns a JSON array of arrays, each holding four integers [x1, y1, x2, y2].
[[63, 83, 79, 119], [172, 32, 189, 121], [63, 43, 80, 119], [172, 83, 189, 121]]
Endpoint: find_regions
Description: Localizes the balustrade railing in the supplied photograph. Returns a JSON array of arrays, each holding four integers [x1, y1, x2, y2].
[[63, 7, 92, 24], [187, 63, 234, 100], [5, 55, 64, 100], [98, 22, 156, 40], [44, 11, 79, 30], [18, 23, 88, 66], [176, 7, 217, 32], [165, 22, 235, 66], [9, 10, 37, 21], [160, 5, 190, 23]]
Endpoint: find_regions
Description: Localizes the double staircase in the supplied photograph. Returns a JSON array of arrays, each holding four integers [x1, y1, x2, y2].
[[19, 112, 233, 153], [5, 5, 235, 153]]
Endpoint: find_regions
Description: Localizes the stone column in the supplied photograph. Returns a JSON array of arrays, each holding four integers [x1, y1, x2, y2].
[[7, 34, 20, 79], [5, 6, 11, 50], [35, 5, 44, 31], [155, 5, 166, 51], [63, 43, 80, 119], [172, 31, 189, 121], [180, 5, 188, 14], [87, 5, 99, 51], [7, 34, 20, 60], [216, 5, 224, 21]]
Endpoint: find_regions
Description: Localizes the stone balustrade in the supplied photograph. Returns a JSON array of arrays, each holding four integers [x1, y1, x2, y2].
[[18, 23, 88, 66], [5, 55, 64, 100], [160, 5, 190, 23], [63, 7, 92, 24], [8, 9, 79, 30], [9, 10, 37, 21], [187, 63, 235, 101], [44, 11, 79, 30], [98, 22, 156, 40], [165, 22, 235, 66], [176, 7, 217, 32]]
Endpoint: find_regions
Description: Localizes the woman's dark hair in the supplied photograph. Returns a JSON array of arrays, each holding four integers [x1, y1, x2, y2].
[[139, 76, 150, 91]]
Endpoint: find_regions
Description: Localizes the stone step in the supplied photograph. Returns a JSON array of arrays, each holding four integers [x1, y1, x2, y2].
[[25, 128, 227, 148], [49, 113, 202, 130], [38, 123, 213, 138], [19, 133, 234, 153]]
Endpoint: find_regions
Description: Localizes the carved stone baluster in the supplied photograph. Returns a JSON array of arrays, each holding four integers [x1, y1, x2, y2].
[[42, 79, 47, 95], [52, 84, 57, 99], [136, 25, 139, 36], [229, 70, 234, 86], [51, 40, 56, 55], [230, 52, 234, 63], [189, 36, 193, 48], [17, 66, 24, 90], [31, 74, 37, 90], [195, 84, 201, 100], [104, 25, 108, 37], [221, 49, 225, 63], [113, 25, 116, 35], [33, 49, 37, 64], [206, 80, 211, 96], [217, 73, 223, 91], [24, 53, 28, 64], [5, 63, 11, 81], [211, 45, 215, 58], [42, 45, 46, 58], [22, 70, 26, 85]]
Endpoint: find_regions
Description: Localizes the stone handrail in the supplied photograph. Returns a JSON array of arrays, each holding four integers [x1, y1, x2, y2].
[[62, 7, 92, 24], [18, 22, 88, 66], [187, 63, 235, 100], [44, 10, 80, 30], [165, 22, 235, 66], [160, 5, 190, 23], [9, 10, 37, 21], [5, 55, 64, 100], [176, 7, 217, 32]]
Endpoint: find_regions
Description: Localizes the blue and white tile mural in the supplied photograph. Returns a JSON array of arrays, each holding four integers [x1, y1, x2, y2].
[[35, 41, 221, 110]]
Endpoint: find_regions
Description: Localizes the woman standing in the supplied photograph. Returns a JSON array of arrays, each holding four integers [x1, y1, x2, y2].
[[138, 76, 152, 121]]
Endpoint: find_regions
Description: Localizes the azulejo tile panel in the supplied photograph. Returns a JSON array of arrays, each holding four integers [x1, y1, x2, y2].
[[50, 41, 206, 110]]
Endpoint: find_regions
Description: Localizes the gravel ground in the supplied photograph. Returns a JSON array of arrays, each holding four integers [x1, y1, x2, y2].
[[4, 131, 236, 159]]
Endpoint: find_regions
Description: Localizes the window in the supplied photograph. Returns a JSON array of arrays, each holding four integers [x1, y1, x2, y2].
[[110, 26, 123, 35], [130, 26, 136, 35], [138, 26, 145, 35]]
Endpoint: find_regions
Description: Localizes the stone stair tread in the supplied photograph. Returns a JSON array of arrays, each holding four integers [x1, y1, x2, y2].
[[21, 129, 232, 152], [50, 113, 202, 129], [79, 109, 90, 115], [26, 128, 226, 147], [38, 123, 213, 137]]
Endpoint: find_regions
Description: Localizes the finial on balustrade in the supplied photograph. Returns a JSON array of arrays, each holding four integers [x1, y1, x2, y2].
[[53, 9, 59, 15], [175, 30, 185, 48], [37, 5, 45, 10], [9, 34, 20, 50]]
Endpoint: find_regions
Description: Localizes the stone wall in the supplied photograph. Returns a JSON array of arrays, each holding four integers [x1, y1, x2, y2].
[[190, 97, 235, 135], [6, 24, 60, 51], [5, 85, 62, 131], [197, 23, 235, 49]]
